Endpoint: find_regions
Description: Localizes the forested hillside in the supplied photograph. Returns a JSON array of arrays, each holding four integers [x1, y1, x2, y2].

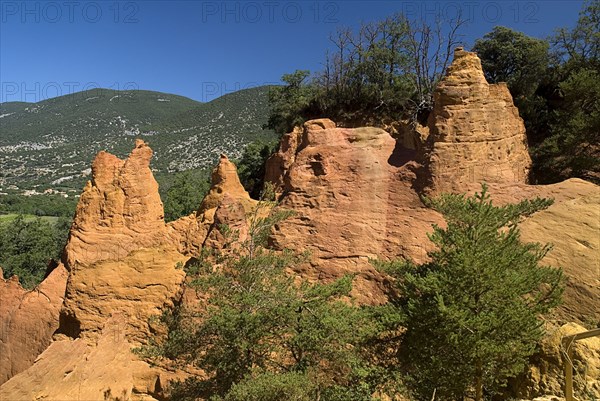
[[0, 86, 275, 193]]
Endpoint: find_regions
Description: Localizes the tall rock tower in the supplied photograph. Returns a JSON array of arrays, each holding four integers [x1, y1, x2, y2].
[[421, 47, 532, 194]]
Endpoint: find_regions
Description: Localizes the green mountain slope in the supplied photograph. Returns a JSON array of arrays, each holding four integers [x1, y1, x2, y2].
[[0, 87, 274, 193], [142, 86, 276, 172]]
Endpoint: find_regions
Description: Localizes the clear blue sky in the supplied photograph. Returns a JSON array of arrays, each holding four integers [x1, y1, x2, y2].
[[0, 0, 584, 103]]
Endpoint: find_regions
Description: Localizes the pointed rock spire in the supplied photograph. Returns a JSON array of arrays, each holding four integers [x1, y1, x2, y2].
[[198, 154, 250, 215], [421, 47, 532, 194]]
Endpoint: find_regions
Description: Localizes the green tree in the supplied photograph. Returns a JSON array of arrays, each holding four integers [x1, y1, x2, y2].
[[473, 26, 552, 145], [0, 215, 66, 288], [235, 139, 279, 199], [140, 190, 386, 400], [379, 185, 563, 401], [0, 194, 77, 217], [534, 68, 600, 182], [267, 13, 466, 132], [473, 27, 550, 99], [266, 70, 314, 134], [552, 0, 599, 70], [163, 169, 210, 222], [214, 371, 318, 401], [532, 0, 600, 183]]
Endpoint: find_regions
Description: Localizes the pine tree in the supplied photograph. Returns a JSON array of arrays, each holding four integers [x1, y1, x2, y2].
[[380, 184, 564, 401]]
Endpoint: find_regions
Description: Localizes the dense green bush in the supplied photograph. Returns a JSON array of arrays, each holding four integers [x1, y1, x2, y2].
[[0, 194, 77, 217], [160, 169, 211, 222]]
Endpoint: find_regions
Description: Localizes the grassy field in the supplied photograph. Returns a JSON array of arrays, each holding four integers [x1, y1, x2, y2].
[[0, 214, 60, 224]]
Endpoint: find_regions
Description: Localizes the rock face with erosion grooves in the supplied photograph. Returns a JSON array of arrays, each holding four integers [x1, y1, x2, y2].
[[0, 264, 68, 385], [421, 47, 532, 194], [63, 139, 168, 268], [265, 119, 444, 303], [59, 247, 187, 341], [0, 317, 177, 401], [1, 141, 188, 400], [518, 184, 600, 326]]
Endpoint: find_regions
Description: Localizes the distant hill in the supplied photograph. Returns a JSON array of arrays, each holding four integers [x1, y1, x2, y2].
[[0, 87, 275, 193]]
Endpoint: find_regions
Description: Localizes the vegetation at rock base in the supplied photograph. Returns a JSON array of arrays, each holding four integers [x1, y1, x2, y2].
[[138, 188, 395, 401], [0, 214, 70, 288], [377, 184, 564, 401], [137, 183, 566, 400]]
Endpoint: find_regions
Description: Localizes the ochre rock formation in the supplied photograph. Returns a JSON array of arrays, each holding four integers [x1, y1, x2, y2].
[[0, 264, 68, 385], [198, 154, 253, 218], [59, 247, 186, 341], [420, 47, 532, 194], [515, 322, 600, 398], [0, 141, 258, 399], [265, 119, 444, 303], [0, 141, 192, 398], [167, 154, 256, 256], [2, 47, 599, 400], [519, 186, 599, 325], [63, 139, 168, 268], [0, 317, 175, 401], [59, 139, 187, 342]]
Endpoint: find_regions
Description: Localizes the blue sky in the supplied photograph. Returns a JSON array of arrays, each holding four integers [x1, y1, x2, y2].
[[0, 0, 585, 103]]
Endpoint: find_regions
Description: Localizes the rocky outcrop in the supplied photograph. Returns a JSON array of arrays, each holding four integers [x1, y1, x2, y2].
[[0, 141, 191, 399], [515, 322, 600, 399], [59, 247, 186, 341], [519, 185, 600, 326], [0, 264, 68, 385], [420, 47, 532, 194], [266, 119, 444, 303], [0, 141, 260, 399], [198, 154, 252, 219], [0, 317, 177, 401], [167, 154, 256, 256], [63, 139, 168, 268], [58, 140, 186, 341], [263, 49, 536, 302]]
